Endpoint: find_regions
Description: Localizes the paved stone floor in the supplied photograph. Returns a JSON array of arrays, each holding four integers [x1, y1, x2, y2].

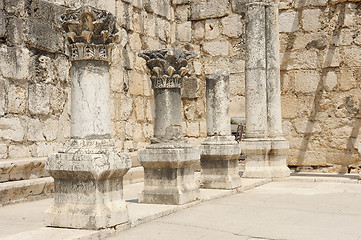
[[0, 174, 361, 240], [106, 179, 361, 240]]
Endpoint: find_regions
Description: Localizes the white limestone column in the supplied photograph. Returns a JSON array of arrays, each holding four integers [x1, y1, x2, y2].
[[200, 70, 241, 189], [265, 2, 283, 138], [245, 2, 268, 138], [71, 60, 111, 139], [153, 88, 183, 140], [206, 69, 231, 136], [138, 49, 200, 205], [359, 142, 361, 179], [46, 6, 131, 230]]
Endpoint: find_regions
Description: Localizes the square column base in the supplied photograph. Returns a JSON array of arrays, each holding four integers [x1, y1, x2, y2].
[[240, 138, 290, 179], [200, 136, 242, 189], [138, 142, 200, 205], [358, 142, 361, 180], [45, 139, 131, 230]]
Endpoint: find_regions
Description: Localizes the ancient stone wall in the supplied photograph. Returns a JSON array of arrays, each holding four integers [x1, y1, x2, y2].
[[0, 0, 360, 172], [0, 0, 70, 159], [173, 0, 361, 172], [0, 0, 173, 162], [278, 0, 361, 171]]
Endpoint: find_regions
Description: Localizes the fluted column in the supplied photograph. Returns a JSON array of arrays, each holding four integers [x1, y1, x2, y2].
[[138, 49, 200, 205], [45, 6, 131, 230]]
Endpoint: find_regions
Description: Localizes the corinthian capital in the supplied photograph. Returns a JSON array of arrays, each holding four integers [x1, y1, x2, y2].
[[139, 49, 197, 89], [61, 5, 118, 61]]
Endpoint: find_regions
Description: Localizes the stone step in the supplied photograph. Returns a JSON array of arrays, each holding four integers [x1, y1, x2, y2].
[[0, 158, 49, 183], [0, 177, 54, 206]]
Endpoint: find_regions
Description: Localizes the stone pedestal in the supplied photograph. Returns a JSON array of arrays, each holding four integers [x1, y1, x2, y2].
[[139, 142, 199, 204], [138, 49, 200, 205], [243, 1, 290, 179], [45, 6, 131, 229], [241, 138, 289, 179], [46, 139, 131, 229], [200, 70, 241, 189], [201, 136, 241, 189], [359, 142, 361, 179]]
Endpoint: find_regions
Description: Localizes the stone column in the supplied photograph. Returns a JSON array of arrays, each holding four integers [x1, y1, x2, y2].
[[45, 6, 131, 230], [241, 0, 290, 179], [359, 142, 361, 179], [200, 70, 242, 189], [138, 49, 200, 205]]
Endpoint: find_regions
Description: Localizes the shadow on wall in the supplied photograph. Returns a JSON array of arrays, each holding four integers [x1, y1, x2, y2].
[[296, 4, 344, 168], [281, 3, 360, 170]]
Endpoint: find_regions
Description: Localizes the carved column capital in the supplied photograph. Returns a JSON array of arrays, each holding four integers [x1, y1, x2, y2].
[[138, 49, 197, 89], [61, 5, 118, 62]]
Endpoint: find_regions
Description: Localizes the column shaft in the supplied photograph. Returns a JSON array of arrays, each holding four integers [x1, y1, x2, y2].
[[245, 3, 268, 138], [153, 88, 182, 139], [206, 70, 231, 136], [266, 4, 283, 138], [71, 60, 111, 139], [201, 70, 241, 189]]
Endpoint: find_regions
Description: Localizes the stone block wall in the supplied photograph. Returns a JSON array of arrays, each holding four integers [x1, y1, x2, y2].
[[278, 0, 361, 171], [0, 0, 174, 161], [173, 0, 246, 148], [173, 0, 361, 172], [0, 0, 360, 172], [0, 0, 70, 159]]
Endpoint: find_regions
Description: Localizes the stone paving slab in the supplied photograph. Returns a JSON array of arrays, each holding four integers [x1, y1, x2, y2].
[[106, 177, 361, 240], [1, 173, 360, 240], [0, 178, 269, 240]]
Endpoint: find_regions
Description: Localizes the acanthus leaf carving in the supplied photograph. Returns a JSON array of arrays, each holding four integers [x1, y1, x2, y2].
[[138, 49, 197, 89], [61, 5, 118, 62]]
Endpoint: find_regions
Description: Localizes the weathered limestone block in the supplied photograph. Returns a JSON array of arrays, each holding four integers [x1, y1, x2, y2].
[[0, 10, 6, 37], [201, 136, 241, 189], [0, 117, 24, 142], [0, 144, 7, 159], [200, 70, 241, 189], [203, 40, 230, 56], [241, 138, 289, 179], [24, 20, 65, 53], [139, 143, 200, 204], [222, 15, 242, 38], [46, 139, 131, 229], [28, 84, 50, 115], [46, 6, 131, 230], [279, 11, 299, 33], [190, 0, 230, 20], [182, 77, 198, 99], [143, 0, 172, 20], [138, 49, 200, 205], [302, 9, 321, 32], [0, 46, 30, 80]]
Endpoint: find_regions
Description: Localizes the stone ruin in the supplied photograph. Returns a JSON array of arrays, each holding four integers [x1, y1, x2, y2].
[[138, 49, 200, 205], [0, 0, 360, 232], [46, 6, 131, 229], [44, 1, 292, 229]]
